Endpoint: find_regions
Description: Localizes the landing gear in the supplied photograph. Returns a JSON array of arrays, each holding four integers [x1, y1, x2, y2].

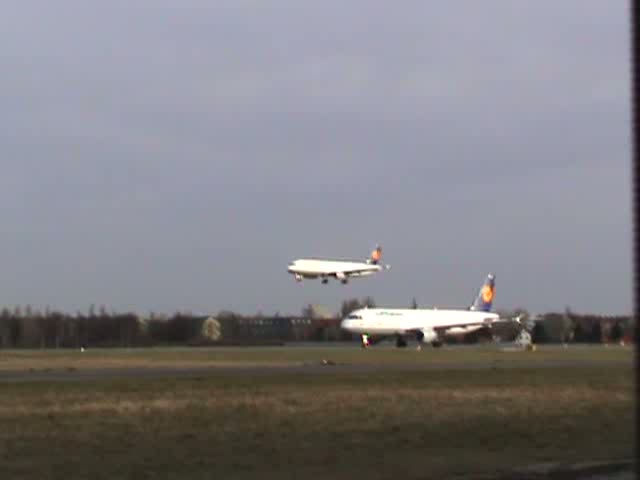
[[431, 341, 443, 348], [396, 337, 408, 348], [361, 334, 370, 349], [341, 279, 348, 285], [321, 278, 329, 284], [294, 274, 303, 283]]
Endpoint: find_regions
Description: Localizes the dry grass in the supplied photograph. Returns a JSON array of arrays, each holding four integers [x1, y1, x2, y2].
[[0, 365, 633, 479], [0, 384, 627, 418]]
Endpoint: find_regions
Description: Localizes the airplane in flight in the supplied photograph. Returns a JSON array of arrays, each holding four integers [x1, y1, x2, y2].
[[287, 245, 390, 284], [340, 273, 519, 348]]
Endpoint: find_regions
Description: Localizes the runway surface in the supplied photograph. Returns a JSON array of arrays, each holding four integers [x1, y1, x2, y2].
[[0, 356, 631, 382]]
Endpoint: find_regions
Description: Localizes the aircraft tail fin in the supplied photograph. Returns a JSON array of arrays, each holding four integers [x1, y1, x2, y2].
[[366, 245, 382, 265], [469, 274, 496, 312]]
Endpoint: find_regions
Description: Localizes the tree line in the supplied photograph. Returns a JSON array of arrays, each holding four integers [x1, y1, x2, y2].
[[528, 310, 631, 344], [0, 301, 634, 348]]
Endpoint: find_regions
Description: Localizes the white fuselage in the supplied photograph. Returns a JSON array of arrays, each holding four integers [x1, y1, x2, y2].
[[287, 259, 381, 278], [341, 308, 500, 337]]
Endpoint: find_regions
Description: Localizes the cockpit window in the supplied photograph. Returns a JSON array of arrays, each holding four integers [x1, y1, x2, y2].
[[347, 314, 362, 319]]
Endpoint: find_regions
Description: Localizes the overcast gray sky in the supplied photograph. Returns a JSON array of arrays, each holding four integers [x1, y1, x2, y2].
[[0, 1, 631, 316]]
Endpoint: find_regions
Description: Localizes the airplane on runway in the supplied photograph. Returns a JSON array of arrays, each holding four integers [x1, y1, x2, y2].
[[287, 245, 390, 284], [340, 273, 520, 348]]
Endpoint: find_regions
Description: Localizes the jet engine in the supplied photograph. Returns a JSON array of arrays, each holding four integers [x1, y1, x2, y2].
[[416, 328, 438, 344]]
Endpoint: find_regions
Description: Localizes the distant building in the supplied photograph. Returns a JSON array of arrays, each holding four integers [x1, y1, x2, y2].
[[290, 317, 313, 341], [307, 304, 334, 320]]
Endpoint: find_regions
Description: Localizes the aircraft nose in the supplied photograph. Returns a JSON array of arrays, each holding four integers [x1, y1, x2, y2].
[[341, 319, 353, 330]]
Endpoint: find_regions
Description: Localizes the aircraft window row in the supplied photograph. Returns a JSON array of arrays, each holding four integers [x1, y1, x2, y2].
[[347, 314, 362, 319]]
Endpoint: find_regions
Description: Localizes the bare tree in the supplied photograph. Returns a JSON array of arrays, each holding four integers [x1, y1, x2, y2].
[[340, 299, 362, 318], [591, 320, 603, 343], [610, 321, 624, 343], [301, 304, 314, 319], [362, 296, 376, 308], [0, 308, 10, 347]]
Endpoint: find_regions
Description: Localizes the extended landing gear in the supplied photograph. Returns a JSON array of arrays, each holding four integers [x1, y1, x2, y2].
[[415, 341, 441, 350], [294, 274, 303, 283], [361, 334, 370, 349], [321, 278, 329, 284], [396, 337, 408, 348], [340, 279, 348, 285]]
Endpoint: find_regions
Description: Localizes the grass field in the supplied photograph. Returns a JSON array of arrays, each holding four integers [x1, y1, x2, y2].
[[0, 346, 634, 479]]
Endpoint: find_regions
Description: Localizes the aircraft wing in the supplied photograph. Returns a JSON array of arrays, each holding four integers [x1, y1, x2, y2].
[[491, 315, 523, 325], [335, 269, 368, 279], [326, 265, 379, 277], [416, 317, 520, 339]]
